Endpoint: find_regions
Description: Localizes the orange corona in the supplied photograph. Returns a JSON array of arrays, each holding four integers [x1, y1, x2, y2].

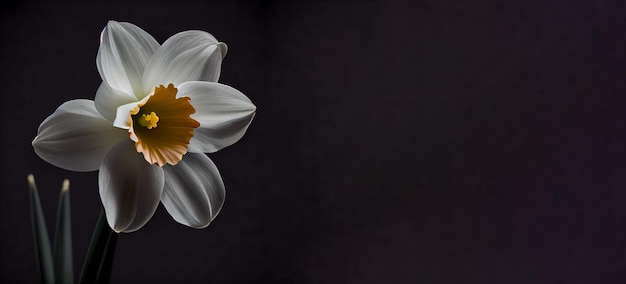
[[128, 84, 200, 166]]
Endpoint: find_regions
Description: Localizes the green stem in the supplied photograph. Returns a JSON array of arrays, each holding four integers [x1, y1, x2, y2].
[[53, 179, 73, 284], [79, 210, 118, 284], [28, 175, 54, 284]]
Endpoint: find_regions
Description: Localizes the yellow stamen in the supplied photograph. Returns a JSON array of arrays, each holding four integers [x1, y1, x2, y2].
[[138, 112, 159, 129], [128, 84, 200, 166]]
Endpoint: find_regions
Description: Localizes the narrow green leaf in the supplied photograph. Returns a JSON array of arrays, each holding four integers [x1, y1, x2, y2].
[[27, 174, 55, 284], [79, 210, 118, 284], [53, 179, 73, 284]]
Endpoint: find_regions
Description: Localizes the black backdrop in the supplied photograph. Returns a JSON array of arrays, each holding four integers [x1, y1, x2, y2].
[[2, 1, 626, 283]]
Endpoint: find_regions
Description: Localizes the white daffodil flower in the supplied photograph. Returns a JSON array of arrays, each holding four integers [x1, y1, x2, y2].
[[32, 21, 256, 233]]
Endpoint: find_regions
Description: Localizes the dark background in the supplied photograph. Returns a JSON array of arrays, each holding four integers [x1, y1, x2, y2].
[[2, 0, 626, 283]]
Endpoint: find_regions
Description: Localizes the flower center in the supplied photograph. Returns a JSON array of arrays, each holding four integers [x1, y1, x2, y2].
[[138, 112, 159, 129], [127, 84, 200, 166]]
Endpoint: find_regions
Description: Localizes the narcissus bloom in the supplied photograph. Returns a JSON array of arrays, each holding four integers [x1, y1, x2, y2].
[[32, 21, 256, 233]]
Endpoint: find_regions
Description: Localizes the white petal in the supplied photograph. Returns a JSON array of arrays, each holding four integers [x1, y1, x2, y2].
[[177, 81, 256, 153], [142, 31, 226, 95], [95, 82, 139, 122], [218, 42, 227, 58], [161, 153, 225, 228], [33, 99, 127, 172], [97, 20, 159, 97], [112, 101, 141, 130], [99, 140, 164, 233]]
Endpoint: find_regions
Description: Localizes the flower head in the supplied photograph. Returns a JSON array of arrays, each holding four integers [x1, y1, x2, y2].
[[32, 21, 256, 233]]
